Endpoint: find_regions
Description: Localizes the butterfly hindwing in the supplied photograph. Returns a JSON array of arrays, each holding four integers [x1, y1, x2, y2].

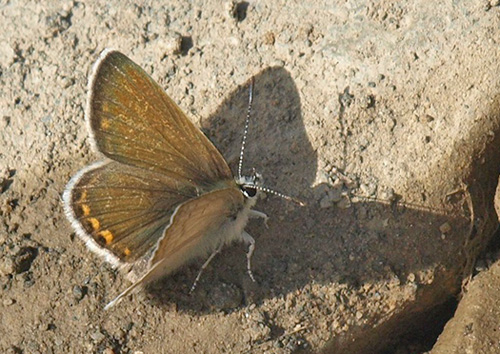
[[63, 160, 202, 265]]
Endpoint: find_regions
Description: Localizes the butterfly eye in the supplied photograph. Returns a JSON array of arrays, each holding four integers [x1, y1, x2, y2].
[[241, 185, 257, 198]]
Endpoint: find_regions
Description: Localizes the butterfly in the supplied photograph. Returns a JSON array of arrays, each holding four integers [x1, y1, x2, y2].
[[62, 49, 288, 309]]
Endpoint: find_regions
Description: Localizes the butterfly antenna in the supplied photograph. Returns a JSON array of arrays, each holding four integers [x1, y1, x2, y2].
[[238, 78, 255, 179], [255, 185, 306, 206]]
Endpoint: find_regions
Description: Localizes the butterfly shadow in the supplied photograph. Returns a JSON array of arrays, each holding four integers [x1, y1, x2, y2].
[[144, 67, 472, 325]]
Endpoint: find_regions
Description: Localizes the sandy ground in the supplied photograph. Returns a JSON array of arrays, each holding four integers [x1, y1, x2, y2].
[[2, 1, 500, 353]]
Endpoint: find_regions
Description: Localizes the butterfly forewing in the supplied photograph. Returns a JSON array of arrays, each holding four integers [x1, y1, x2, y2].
[[88, 50, 233, 186]]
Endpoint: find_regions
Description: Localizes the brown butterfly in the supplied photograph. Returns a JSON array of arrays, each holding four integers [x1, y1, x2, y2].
[[63, 49, 280, 309]]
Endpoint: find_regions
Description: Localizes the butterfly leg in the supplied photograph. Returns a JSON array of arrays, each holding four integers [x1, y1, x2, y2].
[[241, 231, 256, 282], [190, 243, 224, 294], [249, 209, 269, 229]]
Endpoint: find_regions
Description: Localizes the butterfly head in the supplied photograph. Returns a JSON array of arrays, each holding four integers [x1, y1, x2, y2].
[[236, 170, 262, 199]]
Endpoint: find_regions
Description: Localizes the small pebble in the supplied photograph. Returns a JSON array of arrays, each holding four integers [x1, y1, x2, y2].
[[358, 95, 375, 109], [380, 187, 396, 202], [0, 258, 15, 276], [337, 197, 352, 209], [263, 32, 275, 45], [319, 194, 332, 209], [162, 32, 183, 56], [328, 188, 343, 203], [360, 182, 377, 196], [315, 170, 332, 186], [439, 222, 451, 234], [72, 285, 86, 301], [90, 330, 105, 342], [3, 298, 15, 306]]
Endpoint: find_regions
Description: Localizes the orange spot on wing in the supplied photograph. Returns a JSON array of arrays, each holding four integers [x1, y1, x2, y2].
[[102, 101, 111, 113], [98, 230, 114, 245], [81, 204, 91, 216], [78, 190, 88, 202], [100, 118, 110, 129], [88, 217, 100, 230]]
